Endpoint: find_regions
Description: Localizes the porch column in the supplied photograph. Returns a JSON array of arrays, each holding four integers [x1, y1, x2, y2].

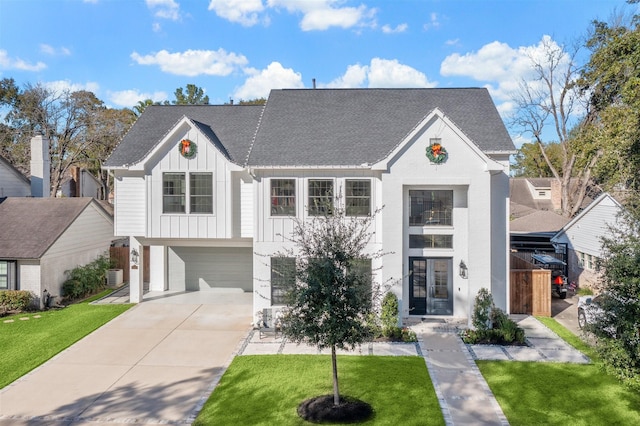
[[149, 245, 167, 291], [130, 237, 144, 303]]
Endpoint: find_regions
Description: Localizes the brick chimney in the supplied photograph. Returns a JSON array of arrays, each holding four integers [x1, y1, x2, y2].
[[30, 132, 50, 198]]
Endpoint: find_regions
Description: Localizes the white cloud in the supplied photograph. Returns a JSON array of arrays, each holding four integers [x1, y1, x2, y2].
[[233, 61, 304, 100], [44, 80, 100, 95], [324, 58, 436, 89], [423, 12, 441, 30], [208, 0, 265, 27], [382, 23, 408, 34], [131, 48, 249, 77], [146, 0, 181, 21], [298, 4, 371, 31], [0, 50, 47, 72], [40, 44, 71, 56], [108, 89, 168, 108]]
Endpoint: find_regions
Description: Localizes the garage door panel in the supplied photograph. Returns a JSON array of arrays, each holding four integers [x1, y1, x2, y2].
[[169, 247, 252, 292]]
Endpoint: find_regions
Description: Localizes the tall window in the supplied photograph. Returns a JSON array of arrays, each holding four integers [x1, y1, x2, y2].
[[409, 190, 453, 226], [0, 261, 8, 289], [190, 173, 213, 214], [271, 257, 296, 305], [308, 179, 333, 216], [163, 173, 185, 213], [346, 180, 371, 216], [271, 179, 296, 216]]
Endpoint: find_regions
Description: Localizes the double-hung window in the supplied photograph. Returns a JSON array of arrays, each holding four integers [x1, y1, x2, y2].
[[308, 179, 333, 216], [271, 179, 296, 216], [271, 257, 296, 305], [163, 172, 213, 214], [345, 180, 371, 216], [0, 261, 14, 290]]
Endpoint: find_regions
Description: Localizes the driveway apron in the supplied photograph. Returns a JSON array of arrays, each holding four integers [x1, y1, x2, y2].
[[0, 291, 252, 425]]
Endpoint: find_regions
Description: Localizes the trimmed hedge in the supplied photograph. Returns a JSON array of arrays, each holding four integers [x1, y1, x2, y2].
[[0, 290, 34, 312]]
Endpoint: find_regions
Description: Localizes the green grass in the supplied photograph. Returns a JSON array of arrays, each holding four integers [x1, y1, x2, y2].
[[0, 294, 132, 389], [478, 318, 640, 425], [194, 355, 444, 426]]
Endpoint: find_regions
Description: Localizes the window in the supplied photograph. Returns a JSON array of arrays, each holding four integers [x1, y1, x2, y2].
[[271, 179, 296, 216], [190, 173, 213, 214], [346, 180, 371, 216], [0, 261, 14, 290], [409, 190, 453, 226], [579, 251, 585, 268], [350, 258, 372, 307], [271, 257, 296, 305], [409, 234, 453, 249], [308, 179, 333, 216], [163, 173, 185, 213]]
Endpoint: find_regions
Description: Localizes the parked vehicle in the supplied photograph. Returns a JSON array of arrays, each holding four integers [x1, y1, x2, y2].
[[577, 294, 602, 329], [531, 254, 568, 299]]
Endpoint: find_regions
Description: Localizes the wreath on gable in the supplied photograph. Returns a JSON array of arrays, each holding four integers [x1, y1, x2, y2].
[[426, 142, 447, 164], [179, 139, 197, 159]]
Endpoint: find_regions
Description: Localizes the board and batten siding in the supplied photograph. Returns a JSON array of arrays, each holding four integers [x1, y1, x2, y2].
[[149, 132, 239, 239], [0, 162, 30, 197], [114, 172, 146, 236], [41, 203, 115, 298]]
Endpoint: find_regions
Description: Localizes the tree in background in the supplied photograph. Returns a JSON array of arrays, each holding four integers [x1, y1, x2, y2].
[[512, 141, 563, 177], [0, 78, 135, 198], [510, 37, 601, 217], [172, 84, 209, 105], [275, 205, 382, 422], [578, 13, 640, 193]]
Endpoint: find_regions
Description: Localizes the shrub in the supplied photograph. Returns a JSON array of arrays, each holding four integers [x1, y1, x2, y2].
[[381, 292, 399, 337], [472, 288, 494, 331], [62, 254, 113, 301], [462, 287, 525, 345], [0, 290, 33, 312]]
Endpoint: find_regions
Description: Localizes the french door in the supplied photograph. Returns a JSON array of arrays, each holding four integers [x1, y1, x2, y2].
[[409, 257, 453, 315]]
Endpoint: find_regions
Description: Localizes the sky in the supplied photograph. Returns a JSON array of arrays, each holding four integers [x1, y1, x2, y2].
[[0, 0, 636, 144]]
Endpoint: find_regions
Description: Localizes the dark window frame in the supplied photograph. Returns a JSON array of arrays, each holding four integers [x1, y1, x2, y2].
[[271, 257, 296, 305], [163, 172, 186, 214], [190, 172, 213, 214], [409, 190, 453, 226]]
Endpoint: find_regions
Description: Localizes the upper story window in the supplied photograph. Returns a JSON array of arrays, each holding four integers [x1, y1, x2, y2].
[[346, 180, 371, 216], [409, 190, 453, 226], [163, 172, 213, 214], [163, 173, 185, 213], [190, 173, 213, 214], [271, 179, 296, 216], [308, 179, 333, 216]]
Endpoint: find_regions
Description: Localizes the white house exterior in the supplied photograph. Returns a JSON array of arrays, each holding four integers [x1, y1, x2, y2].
[[551, 193, 623, 290], [0, 155, 31, 198], [104, 88, 515, 320]]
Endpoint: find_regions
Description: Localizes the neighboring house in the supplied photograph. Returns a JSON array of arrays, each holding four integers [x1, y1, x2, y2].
[[551, 192, 623, 290], [0, 197, 115, 306], [0, 154, 31, 198], [104, 88, 515, 319], [57, 166, 104, 199]]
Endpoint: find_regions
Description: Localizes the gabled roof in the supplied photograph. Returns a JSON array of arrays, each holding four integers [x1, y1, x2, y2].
[[0, 198, 112, 259], [104, 105, 263, 168], [105, 88, 514, 169], [551, 192, 623, 242], [510, 208, 570, 234], [0, 154, 30, 184]]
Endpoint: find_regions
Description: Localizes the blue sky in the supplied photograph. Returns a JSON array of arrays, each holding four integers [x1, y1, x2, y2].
[[0, 0, 635, 136]]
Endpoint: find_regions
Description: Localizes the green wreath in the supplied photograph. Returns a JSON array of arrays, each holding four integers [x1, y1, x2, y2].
[[178, 139, 197, 159], [426, 142, 447, 164]]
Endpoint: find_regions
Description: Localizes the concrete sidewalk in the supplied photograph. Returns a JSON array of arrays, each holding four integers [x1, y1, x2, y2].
[[0, 290, 252, 425]]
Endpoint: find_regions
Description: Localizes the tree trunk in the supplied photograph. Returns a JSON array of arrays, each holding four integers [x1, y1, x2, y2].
[[331, 345, 340, 406]]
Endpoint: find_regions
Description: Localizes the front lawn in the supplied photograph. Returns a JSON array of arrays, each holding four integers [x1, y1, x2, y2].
[[194, 355, 444, 426], [479, 317, 640, 425], [0, 292, 131, 389]]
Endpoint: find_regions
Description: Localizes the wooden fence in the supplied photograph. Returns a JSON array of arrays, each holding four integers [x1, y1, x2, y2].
[[109, 246, 150, 283], [510, 254, 551, 316]]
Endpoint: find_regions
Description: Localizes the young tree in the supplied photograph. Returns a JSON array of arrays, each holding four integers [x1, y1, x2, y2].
[[588, 198, 640, 388], [510, 37, 600, 217], [275, 205, 381, 419]]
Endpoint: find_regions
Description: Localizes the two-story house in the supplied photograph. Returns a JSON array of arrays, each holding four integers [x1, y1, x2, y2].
[[104, 88, 515, 320]]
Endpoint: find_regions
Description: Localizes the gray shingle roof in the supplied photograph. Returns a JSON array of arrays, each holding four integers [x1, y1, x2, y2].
[[105, 88, 514, 168], [104, 105, 264, 167], [0, 198, 110, 259]]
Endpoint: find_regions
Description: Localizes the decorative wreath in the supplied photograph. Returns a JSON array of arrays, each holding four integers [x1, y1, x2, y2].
[[426, 142, 447, 164], [179, 139, 197, 159]]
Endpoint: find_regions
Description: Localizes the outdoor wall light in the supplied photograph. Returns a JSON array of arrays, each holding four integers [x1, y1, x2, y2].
[[459, 260, 468, 279], [131, 248, 139, 266]]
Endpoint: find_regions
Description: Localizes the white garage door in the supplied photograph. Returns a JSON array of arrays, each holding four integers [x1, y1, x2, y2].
[[168, 247, 253, 292]]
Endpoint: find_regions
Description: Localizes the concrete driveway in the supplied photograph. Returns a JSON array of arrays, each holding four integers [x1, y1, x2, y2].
[[552, 293, 581, 335], [0, 290, 252, 425]]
